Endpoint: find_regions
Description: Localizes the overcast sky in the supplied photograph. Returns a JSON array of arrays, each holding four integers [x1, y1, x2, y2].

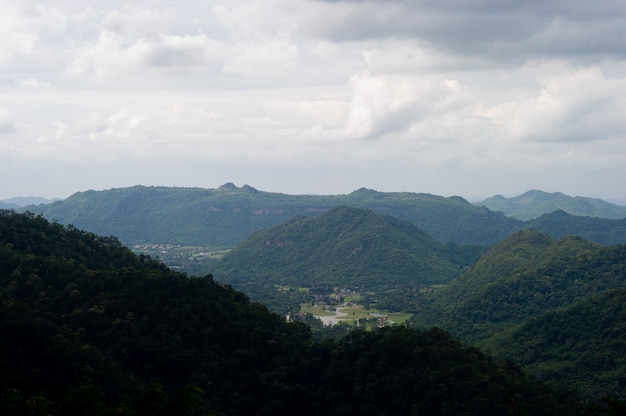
[[2, 0, 626, 202]]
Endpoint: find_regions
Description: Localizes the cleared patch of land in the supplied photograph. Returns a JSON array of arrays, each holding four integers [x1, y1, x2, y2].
[[300, 304, 412, 326]]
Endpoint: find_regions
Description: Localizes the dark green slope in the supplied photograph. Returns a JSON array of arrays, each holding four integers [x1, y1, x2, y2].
[[26, 184, 520, 247], [410, 230, 626, 398], [214, 206, 471, 290], [483, 288, 626, 397], [416, 230, 626, 343], [480, 190, 626, 221], [0, 210, 583, 415], [526, 210, 626, 246]]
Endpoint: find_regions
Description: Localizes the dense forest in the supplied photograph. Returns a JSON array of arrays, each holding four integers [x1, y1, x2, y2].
[[214, 206, 483, 289], [4, 210, 622, 415], [410, 230, 626, 397]]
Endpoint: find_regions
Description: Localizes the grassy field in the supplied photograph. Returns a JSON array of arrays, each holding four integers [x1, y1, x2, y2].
[[300, 304, 412, 325]]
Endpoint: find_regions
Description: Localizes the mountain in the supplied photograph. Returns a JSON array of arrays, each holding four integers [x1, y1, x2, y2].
[[482, 288, 626, 397], [1, 196, 59, 207], [0, 210, 582, 415], [213, 206, 479, 291], [412, 230, 626, 397], [525, 210, 626, 245], [421, 230, 626, 342], [480, 190, 626, 220], [0, 201, 19, 210], [24, 184, 521, 247]]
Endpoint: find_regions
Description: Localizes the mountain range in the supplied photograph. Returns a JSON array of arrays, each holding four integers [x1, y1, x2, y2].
[[1, 210, 589, 415], [0, 196, 59, 209], [479, 189, 626, 220], [211, 206, 626, 397], [4, 184, 626, 402], [21, 184, 626, 249]]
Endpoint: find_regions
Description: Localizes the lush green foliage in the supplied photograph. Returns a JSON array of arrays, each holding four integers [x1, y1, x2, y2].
[[0, 210, 592, 415], [525, 210, 626, 245], [412, 230, 626, 398], [214, 206, 478, 288], [480, 190, 626, 221], [26, 185, 626, 270], [26, 184, 521, 247], [211, 206, 486, 315], [482, 288, 626, 397]]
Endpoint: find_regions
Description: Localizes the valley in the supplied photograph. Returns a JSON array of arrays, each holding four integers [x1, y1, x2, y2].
[[6, 185, 626, 405]]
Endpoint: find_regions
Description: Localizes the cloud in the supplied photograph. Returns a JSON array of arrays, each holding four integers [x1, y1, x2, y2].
[[17, 77, 52, 88], [222, 37, 298, 77], [300, 67, 475, 143], [101, 5, 177, 38], [0, 1, 66, 66], [64, 31, 222, 81], [303, 0, 626, 65], [0, 108, 16, 134], [510, 66, 626, 142]]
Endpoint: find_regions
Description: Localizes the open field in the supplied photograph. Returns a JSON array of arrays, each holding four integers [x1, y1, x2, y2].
[[300, 303, 412, 326]]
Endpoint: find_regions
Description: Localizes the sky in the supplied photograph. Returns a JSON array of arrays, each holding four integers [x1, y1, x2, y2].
[[2, 0, 626, 202]]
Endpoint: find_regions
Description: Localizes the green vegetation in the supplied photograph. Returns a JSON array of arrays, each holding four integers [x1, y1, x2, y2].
[[525, 210, 626, 245], [26, 184, 521, 247], [211, 206, 485, 314], [129, 243, 226, 277], [480, 190, 626, 221], [300, 303, 412, 326], [411, 230, 626, 397], [26, 185, 626, 259], [482, 288, 626, 397], [1, 210, 594, 415]]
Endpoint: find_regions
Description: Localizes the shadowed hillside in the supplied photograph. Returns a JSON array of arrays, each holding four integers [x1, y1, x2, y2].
[[0, 210, 589, 415]]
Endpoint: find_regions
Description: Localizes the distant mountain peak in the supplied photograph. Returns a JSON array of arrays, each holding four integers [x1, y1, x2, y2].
[[480, 190, 626, 220]]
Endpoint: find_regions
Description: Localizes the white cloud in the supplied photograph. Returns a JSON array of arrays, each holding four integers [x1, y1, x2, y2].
[[64, 31, 223, 82], [101, 5, 177, 38], [0, 1, 66, 66], [0, 108, 16, 134], [222, 37, 298, 77], [510, 66, 626, 142], [17, 77, 52, 88]]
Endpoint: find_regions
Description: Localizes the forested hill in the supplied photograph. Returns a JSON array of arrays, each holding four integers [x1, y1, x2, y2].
[[421, 230, 626, 342], [411, 229, 626, 397], [483, 288, 626, 397], [480, 190, 626, 221], [524, 210, 626, 246], [25, 185, 626, 250], [25, 184, 520, 247], [1, 210, 594, 415], [214, 206, 480, 290]]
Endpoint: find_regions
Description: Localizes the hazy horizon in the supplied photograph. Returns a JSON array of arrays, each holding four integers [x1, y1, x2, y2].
[[3, 184, 626, 209]]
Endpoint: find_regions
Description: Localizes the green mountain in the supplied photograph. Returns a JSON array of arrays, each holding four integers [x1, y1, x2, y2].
[[25, 186, 626, 259], [525, 210, 626, 245], [25, 184, 520, 247], [0, 201, 20, 210], [214, 206, 479, 291], [0, 210, 584, 415], [412, 230, 626, 397], [480, 190, 626, 220], [482, 288, 626, 397], [421, 230, 626, 342]]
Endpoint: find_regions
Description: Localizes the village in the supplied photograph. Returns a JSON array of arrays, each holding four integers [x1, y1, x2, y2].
[[289, 287, 411, 328]]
